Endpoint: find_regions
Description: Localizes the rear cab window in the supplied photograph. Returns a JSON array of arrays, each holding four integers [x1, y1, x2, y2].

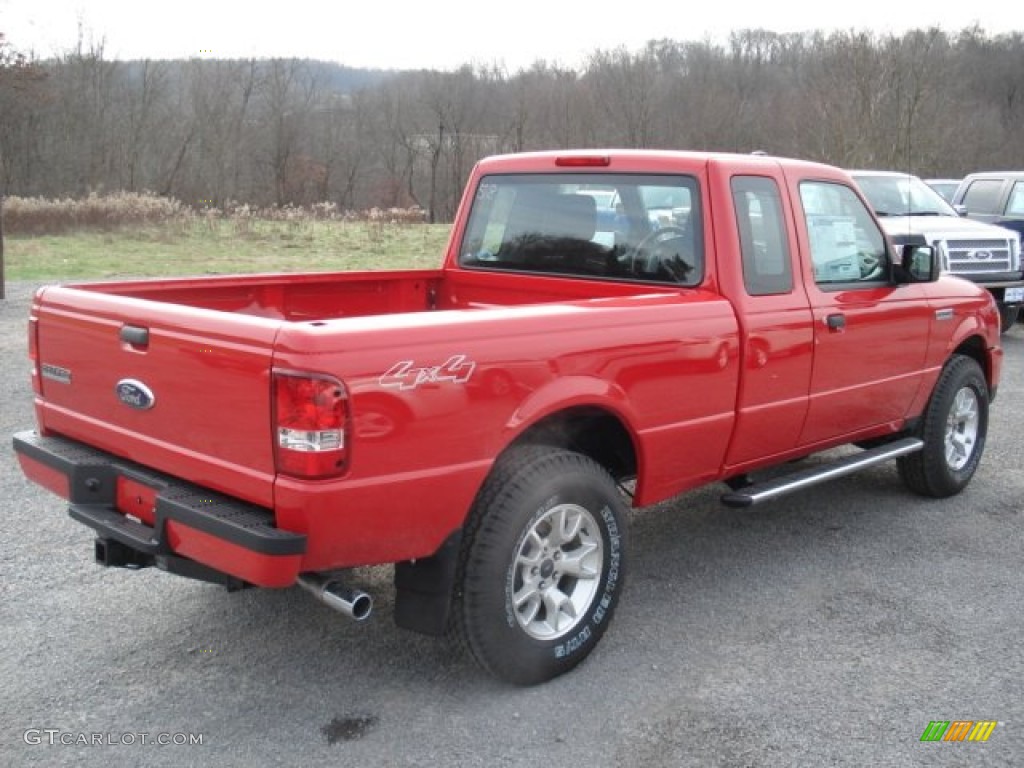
[[732, 176, 793, 296], [458, 173, 703, 286]]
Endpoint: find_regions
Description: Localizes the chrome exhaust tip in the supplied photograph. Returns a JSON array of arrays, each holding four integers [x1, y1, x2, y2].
[[296, 573, 373, 621]]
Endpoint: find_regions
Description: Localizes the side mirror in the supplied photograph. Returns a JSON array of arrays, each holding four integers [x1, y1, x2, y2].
[[894, 244, 940, 283], [953, 204, 968, 217]]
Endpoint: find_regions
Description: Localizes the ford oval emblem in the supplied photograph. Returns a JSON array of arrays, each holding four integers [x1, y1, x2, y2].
[[970, 249, 992, 261], [115, 379, 156, 410]]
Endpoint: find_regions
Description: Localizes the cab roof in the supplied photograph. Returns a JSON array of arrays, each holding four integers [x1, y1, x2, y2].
[[473, 149, 844, 179]]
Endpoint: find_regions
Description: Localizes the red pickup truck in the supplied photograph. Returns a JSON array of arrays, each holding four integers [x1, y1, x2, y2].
[[13, 150, 1003, 685]]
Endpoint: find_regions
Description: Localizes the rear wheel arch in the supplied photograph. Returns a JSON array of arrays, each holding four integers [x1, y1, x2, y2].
[[504, 405, 639, 486]]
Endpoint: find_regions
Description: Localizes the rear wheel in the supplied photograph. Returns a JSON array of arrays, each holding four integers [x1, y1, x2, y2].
[[451, 446, 627, 685], [898, 355, 988, 497]]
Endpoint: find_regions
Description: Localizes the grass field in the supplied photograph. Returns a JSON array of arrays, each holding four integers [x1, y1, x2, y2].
[[2, 219, 452, 280]]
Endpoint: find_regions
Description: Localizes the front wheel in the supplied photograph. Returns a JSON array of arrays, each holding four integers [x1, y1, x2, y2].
[[451, 446, 628, 685], [898, 355, 989, 497]]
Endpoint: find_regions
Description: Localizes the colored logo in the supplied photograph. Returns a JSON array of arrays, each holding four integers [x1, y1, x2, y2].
[[920, 720, 998, 742], [115, 379, 157, 410]]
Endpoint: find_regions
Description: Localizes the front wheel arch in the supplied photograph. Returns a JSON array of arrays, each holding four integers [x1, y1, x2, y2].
[[996, 302, 1020, 334]]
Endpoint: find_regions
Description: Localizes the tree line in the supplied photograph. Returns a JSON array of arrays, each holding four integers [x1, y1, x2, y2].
[[1, 26, 1022, 222]]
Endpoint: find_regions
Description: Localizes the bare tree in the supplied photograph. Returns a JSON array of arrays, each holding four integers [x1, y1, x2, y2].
[[584, 46, 658, 146], [0, 32, 46, 297], [118, 60, 171, 191], [2, 27, 1024, 216], [257, 59, 319, 205]]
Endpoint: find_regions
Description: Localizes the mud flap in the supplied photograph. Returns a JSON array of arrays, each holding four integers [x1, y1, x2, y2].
[[393, 530, 462, 636]]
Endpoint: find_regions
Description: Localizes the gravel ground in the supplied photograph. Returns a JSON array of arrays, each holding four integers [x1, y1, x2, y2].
[[1, 280, 1022, 767]]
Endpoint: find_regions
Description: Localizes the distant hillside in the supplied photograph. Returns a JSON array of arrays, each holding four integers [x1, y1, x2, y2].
[[3, 27, 1022, 222], [86, 57, 398, 93]]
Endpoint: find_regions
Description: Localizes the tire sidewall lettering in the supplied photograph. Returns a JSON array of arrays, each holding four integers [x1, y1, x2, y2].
[[593, 504, 621, 626], [554, 504, 623, 660], [554, 625, 592, 659]]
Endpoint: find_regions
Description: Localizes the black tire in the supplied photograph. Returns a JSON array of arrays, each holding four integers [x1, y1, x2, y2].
[[997, 303, 1020, 333], [451, 446, 628, 685], [898, 355, 988, 498]]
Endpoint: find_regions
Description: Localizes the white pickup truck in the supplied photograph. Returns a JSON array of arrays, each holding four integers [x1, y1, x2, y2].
[[852, 170, 1024, 331]]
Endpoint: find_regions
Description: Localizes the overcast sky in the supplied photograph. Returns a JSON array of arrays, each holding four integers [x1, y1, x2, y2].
[[1, 0, 1017, 71]]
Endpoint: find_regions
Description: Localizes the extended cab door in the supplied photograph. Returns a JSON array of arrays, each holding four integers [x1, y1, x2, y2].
[[711, 163, 815, 469], [785, 175, 933, 446]]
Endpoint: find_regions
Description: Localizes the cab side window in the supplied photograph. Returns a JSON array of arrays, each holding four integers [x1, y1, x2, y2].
[[962, 179, 1004, 214], [799, 181, 888, 287], [1006, 182, 1024, 217], [732, 176, 792, 295]]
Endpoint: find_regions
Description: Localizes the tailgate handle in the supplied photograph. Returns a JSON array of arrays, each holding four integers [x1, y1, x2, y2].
[[120, 325, 150, 347]]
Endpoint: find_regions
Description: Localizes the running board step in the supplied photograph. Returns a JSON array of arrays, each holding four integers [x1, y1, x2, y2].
[[720, 437, 923, 508]]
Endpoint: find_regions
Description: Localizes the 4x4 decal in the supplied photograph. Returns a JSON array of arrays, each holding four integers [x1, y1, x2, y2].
[[379, 354, 476, 391]]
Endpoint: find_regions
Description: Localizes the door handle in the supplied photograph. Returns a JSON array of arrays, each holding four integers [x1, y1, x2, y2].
[[826, 313, 846, 331], [120, 324, 150, 348]]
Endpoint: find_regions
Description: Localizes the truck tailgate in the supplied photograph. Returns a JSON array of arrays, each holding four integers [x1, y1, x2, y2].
[[31, 286, 281, 507]]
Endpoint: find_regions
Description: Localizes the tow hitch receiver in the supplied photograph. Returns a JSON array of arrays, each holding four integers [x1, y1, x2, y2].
[[95, 536, 154, 569]]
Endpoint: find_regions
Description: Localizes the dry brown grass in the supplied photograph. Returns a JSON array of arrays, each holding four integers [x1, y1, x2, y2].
[[3, 192, 185, 234], [1, 192, 427, 236]]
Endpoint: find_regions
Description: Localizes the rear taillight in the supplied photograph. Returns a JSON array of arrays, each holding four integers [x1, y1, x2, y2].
[[273, 371, 349, 479], [28, 315, 41, 395]]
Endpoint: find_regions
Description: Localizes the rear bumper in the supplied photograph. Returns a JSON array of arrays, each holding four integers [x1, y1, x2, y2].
[[13, 430, 306, 587]]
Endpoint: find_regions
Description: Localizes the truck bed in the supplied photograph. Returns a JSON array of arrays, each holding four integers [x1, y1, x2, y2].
[[70, 268, 676, 320], [29, 267, 700, 515]]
